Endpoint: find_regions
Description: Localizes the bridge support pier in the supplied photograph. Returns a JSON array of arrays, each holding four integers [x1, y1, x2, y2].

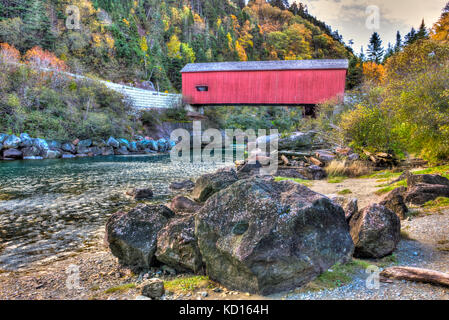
[[184, 104, 204, 115]]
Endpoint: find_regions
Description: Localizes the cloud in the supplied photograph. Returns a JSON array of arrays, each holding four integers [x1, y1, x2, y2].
[[299, 0, 447, 52]]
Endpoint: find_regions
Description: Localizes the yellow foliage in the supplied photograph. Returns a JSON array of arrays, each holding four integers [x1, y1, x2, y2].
[[432, 7, 449, 42], [363, 62, 385, 84], [226, 32, 234, 50], [235, 41, 248, 61], [167, 35, 181, 59], [122, 18, 130, 27], [140, 36, 148, 53]]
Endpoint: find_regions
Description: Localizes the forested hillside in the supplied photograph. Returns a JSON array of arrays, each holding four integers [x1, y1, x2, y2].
[[0, 0, 354, 91]]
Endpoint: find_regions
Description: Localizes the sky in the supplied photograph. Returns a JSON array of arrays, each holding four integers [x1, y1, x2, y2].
[[295, 0, 448, 53]]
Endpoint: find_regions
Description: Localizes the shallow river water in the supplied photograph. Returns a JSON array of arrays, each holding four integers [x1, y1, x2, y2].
[[0, 154, 232, 271]]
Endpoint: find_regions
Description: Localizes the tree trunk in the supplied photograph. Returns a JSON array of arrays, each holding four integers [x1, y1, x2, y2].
[[381, 267, 449, 287]]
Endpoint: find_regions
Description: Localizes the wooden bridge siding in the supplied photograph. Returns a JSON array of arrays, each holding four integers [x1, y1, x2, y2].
[[182, 69, 347, 105]]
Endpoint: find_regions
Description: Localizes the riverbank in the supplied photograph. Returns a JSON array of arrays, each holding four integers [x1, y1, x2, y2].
[[1, 173, 448, 300], [0, 133, 176, 161]]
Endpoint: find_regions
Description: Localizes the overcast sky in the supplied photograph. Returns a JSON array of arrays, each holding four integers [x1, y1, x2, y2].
[[295, 0, 448, 53]]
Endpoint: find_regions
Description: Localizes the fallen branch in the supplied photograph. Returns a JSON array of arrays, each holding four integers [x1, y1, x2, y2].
[[380, 266, 449, 287]]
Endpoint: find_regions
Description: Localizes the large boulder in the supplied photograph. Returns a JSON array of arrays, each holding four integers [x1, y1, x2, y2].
[[156, 214, 203, 273], [33, 138, 49, 153], [47, 140, 62, 150], [329, 195, 358, 221], [19, 133, 33, 148], [3, 135, 21, 149], [3, 148, 22, 159], [276, 165, 326, 181], [170, 196, 202, 214], [126, 188, 153, 200], [22, 146, 41, 158], [61, 142, 76, 154], [105, 204, 175, 269], [191, 167, 239, 202], [278, 131, 314, 150], [405, 174, 449, 206], [349, 204, 401, 259], [141, 278, 165, 299], [379, 187, 408, 220], [78, 139, 92, 148], [0, 133, 8, 144], [195, 177, 354, 295], [44, 149, 62, 159], [169, 180, 195, 192]]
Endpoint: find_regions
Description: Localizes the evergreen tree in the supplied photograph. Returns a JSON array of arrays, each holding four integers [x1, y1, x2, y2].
[[394, 31, 402, 52], [405, 27, 417, 45], [416, 19, 429, 40], [22, 0, 55, 50], [367, 32, 384, 64], [383, 43, 394, 63], [269, 0, 289, 10]]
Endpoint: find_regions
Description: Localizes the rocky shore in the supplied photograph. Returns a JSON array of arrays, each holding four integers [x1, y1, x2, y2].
[[0, 133, 177, 161]]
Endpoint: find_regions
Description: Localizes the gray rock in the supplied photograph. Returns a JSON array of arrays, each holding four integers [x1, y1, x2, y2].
[[157, 139, 167, 152], [107, 137, 120, 148], [101, 147, 114, 156], [315, 150, 336, 163], [76, 146, 90, 154], [33, 138, 49, 152], [170, 196, 201, 214], [22, 146, 41, 158], [169, 180, 195, 192], [129, 141, 138, 152], [23, 156, 44, 160], [278, 131, 315, 150], [349, 204, 401, 259], [3, 148, 22, 159], [45, 149, 62, 159], [0, 133, 8, 144], [329, 195, 358, 221], [118, 138, 130, 149], [407, 174, 449, 188], [19, 134, 33, 148], [405, 184, 449, 206], [141, 278, 164, 299], [61, 142, 76, 153], [47, 140, 62, 150], [379, 187, 408, 220], [195, 177, 354, 295], [62, 154, 76, 159], [78, 139, 92, 148], [191, 167, 239, 202], [3, 135, 21, 149], [105, 204, 174, 269], [126, 188, 154, 200], [88, 146, 102, 156], [115, 146, 130, 155], [156, 214, 203, 273]]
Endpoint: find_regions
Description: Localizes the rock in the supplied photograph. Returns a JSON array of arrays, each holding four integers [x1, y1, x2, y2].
[[157, 139, 167, 152], [138, 139, 158, 151], [78, 139, 92, 148], [315, 150, 336, 163], [23, 156, 43, 160], [329, 195, 358, 221], [107, 137, 120, 148], [19, 133, 33, 148], [47, 140, 62, 150], [348, 153, 360, 161], [349, 204, 401, 259], [61, 142, 76, 153], [129, 141, 138, 152], [118, 138, 130, 149], [379, 187, 408, 220], [167, 140, 176, 150], [88, 147, 102, 156], [76, 146, 90, 154], [33, 138, 49, 152], [3, 148, 22, 159], [169, 180, 195, 191], [191, 167, 239, 202], [195, 177, 354, 295], [72, 138, 80, 146], [304, 165, 327, 180], [0, 133, 8, 144], [126, 188, 154, 200], [275, 168, 308, 180], [101, 147, 114, 156], [22, 146, 41, 158], [141, 278, 165, 299], [3, 135, 21, 149], [45, 149, 62, 159], [278, 131, 314, 150], [170, 196, 201, 214], [405, 184, 449, 206], [407, 174, 449, 188], [105, 204, 175, 269], [62, 154, 76, 159], [115, 146, 130, 155], [156, 214, 203, 273], [0, 142, 2, 151]]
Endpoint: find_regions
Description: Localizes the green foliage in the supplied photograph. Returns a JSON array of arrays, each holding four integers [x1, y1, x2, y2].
[[164, 276, 210, 293], [274, 176, 313, 187], [340, 40, 449, 163], [0, 62, 139, 140]]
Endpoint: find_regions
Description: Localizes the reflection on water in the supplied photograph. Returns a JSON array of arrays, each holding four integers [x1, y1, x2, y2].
[[0, 154, 232, 270]]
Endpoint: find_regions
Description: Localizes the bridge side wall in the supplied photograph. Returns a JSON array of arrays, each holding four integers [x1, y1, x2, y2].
[[182, 69, 346, 106]]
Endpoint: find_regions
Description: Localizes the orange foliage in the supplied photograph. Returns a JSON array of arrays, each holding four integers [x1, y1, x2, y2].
[[363, 62, 385, 84], [24, 46, 68, 72], [0, 43, 21, 64]]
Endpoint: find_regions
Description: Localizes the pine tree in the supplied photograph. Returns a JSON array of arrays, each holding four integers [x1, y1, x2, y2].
[[367, 32, 384, 64], [405, 27, 417, 45], [394, 31, 402, 52], [383, 43, 394, 63], [22, 0, 55, 50], [416, 19, 429, 40]]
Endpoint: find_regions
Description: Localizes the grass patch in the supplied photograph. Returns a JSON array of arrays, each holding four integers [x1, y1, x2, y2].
[[104, 283, 136, 294], [413, 164, 449, 178], [374, 180, 407, 195], [300, 259, 371, 292], [337, 189, 353, 195], [325, 160, 372, 178], [423, 197, 449, 211], [327, 176, 346, 184], [400, 230, 415, 240], [164, 276, 210, 293], [376, 254, 399, 268], [274, 177, 313, 187]]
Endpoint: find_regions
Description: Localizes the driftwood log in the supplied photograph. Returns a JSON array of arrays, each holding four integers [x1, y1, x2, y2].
[[381, 267, 449, 287]]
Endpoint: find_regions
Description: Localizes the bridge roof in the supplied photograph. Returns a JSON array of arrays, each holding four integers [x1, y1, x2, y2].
[[181, 59, 348, 73]]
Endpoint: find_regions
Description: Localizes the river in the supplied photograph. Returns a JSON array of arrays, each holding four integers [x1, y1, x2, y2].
[[0, 154, 232, 271]]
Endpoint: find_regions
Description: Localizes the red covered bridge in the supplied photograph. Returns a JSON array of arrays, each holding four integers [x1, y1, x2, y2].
[[181, 59, 348, 113]]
